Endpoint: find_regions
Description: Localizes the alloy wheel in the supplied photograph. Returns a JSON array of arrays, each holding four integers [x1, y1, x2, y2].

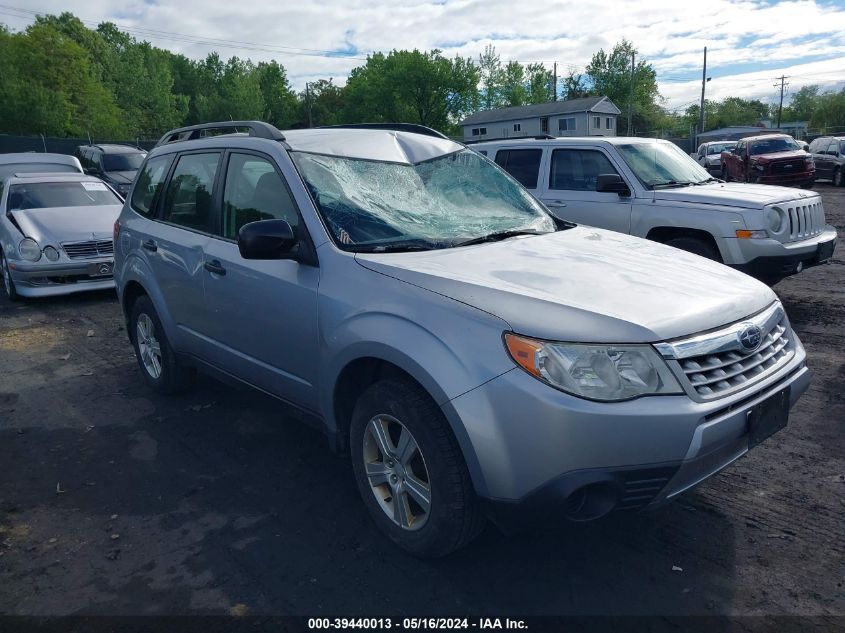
[[362, 414, 431, 530], [136, 313, 163, 379]]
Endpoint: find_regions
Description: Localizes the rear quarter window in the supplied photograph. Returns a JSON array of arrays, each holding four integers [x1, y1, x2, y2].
[[494, 148, 543, 189]]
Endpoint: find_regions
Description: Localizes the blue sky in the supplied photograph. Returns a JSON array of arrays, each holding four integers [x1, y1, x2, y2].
[[1, 0, 844, 113]]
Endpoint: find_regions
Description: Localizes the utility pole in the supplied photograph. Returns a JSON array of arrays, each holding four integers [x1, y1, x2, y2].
[[774, 75, 789, 128], [305, 82, 313, 128], [627, 52, 635, 135], [698, 46, 707, 145], [553, 62, 557, 102]]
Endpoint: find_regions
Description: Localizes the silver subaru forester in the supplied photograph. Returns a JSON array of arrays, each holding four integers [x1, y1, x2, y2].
[[114, 121, 810, 557]]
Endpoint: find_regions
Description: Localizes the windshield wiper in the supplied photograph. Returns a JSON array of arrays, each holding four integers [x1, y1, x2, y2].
[[454, 229, 548, 248], [348, 239, 441, 253], [650, 180, 694, 190]]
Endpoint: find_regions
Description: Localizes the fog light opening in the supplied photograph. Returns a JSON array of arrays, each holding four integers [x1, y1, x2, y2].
[[564, 482, 620, 521]]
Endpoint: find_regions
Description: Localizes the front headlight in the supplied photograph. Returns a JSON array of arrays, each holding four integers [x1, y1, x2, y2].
[[43, 246, 60, 261], [504, 334, 682, 401], [768, 207, 785, 234], [19, 238, 42, 262]]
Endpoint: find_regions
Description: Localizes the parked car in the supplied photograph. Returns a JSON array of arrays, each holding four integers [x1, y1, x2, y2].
[[76, 143, 147, 198], [474, 137, 836, 284], [114, 121, 811, 557], [721, 134, 815, 188], [808, 136, 845, 187], [694, 140, 737, 176], [1, 170, 123, 300], [0, 152, 83, 180]]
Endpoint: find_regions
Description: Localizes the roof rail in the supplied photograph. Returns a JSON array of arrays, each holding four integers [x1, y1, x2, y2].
[[155, 121, 285, 147], [317, 123, 451, 140]]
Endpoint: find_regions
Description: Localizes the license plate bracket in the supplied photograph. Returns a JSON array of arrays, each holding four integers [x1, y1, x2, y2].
[[747, 388, 790, 448], [87, 261, 114, 277]]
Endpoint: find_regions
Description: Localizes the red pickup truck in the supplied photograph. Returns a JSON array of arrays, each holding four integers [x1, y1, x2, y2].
[[721, 134, 815, 188]]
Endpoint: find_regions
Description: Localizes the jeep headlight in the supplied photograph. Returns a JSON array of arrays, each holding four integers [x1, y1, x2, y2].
[[768, 206, 786, 234], [19, 238, 42, 262], [504, 334, 682, 401]]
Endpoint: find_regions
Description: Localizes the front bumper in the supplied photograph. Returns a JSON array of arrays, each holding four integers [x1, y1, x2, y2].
[[9, 258, 115, 297], [443, 333, 809, 526], [756, 170, 814, 186], [724, 225, 838, 280]]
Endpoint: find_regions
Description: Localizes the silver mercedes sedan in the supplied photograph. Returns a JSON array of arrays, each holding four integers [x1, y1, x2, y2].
[[1, 172, 123, 299]]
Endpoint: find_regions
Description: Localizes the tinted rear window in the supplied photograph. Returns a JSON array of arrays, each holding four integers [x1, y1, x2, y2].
[[494, 149, 543, 189], [104, 153, 146, 171]]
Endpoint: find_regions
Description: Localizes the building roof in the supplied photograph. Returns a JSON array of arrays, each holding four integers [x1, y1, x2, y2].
[[460, 97, 618, 126]]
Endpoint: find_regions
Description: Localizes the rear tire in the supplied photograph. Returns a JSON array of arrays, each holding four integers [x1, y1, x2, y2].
[[0, 251, 21, 302], [350, 377, 484, 558], [664, 236, 722, 262], [722, 166, 730, 182], [129, 295, 195, 394]]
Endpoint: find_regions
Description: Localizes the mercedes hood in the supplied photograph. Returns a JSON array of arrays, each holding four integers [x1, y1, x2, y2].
[[356, 227, 776, 343], [10, 205, 122, 244], [652, 182, 818, 210]]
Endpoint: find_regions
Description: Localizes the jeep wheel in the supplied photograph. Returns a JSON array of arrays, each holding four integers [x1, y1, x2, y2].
[[350, 377, 484, 558], [833, 167, 842, 187], [1, 251, 21, 301], [129, 295, 195, 394], [664, 237, 722, 263]]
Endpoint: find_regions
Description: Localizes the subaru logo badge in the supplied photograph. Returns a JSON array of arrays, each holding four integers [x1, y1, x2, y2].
[[738, 324, 763, 352]]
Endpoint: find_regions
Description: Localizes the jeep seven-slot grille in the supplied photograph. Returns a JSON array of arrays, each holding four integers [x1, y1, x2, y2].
[[62, 240, 114, 259], [678, 315, 793, 399], [784, 201, 824, 242]]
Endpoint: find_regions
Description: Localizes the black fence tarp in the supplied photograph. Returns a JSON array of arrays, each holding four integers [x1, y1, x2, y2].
[[0, 135, 157, 155]]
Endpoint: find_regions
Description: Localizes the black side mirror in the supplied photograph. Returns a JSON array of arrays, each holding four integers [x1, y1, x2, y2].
[[238, 219, 297, 260], [596, 173, 630, 195]]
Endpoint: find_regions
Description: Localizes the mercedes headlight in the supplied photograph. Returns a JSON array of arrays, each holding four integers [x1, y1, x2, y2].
[[43, 246, 60, 261], [504, 334, 682, 401], [19, 238, 42, 262]]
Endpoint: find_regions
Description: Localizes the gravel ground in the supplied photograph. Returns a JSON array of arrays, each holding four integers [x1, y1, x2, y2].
[[0, 184, 843, 621]]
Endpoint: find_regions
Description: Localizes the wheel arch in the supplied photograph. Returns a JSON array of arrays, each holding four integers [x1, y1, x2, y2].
[[646, 226, 723, 260]]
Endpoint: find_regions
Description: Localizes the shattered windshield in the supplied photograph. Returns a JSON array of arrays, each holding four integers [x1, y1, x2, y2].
[[291, 149, 555, 251]]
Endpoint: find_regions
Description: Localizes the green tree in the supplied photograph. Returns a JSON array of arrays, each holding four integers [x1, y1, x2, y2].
[[585, 39, 660, 134], [343, 49, 479, 134], [525, 63, 553, 104], [257, 61, 298, 129], [478, 44, 505, 109], [299, 78, 346, 127], [560, 71, 589, 100], [784, 85, 820, 122], [501, 61, 527, 107]]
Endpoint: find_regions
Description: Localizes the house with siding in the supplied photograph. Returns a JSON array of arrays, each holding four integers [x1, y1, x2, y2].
[[460, 96, 621, 142]]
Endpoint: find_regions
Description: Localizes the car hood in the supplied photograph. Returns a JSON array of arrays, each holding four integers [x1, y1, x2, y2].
[[103, 171, 136, 185], [355, 227, 776, 343], [652, 182, 817, 209], [11, 205, 122, 244], [750, 150, 808, 163]]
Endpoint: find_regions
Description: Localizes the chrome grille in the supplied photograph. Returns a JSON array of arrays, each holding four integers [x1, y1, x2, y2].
[[654, 303, 795, 401], [785, 201, 824, 242], [62, 240, 114, 259]]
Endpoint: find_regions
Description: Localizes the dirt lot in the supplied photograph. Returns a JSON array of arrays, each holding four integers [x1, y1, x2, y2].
[[0, 184, 843, 622]]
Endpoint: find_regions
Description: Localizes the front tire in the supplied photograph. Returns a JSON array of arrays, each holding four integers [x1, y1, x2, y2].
[[664, 236, 722, 262], [0, 251, 21, 302], [350, 378, 484, 558], [833, 167, 842, 187], [129, 295, 194, 394]]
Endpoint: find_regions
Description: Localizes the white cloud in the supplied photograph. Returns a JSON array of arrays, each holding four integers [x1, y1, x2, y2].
[[2, 0, 844, 106]]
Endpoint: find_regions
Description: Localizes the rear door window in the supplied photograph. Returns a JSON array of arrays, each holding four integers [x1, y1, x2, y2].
[[220, 152, 300, 240], [161, 152, 221, 232], [130, 155, 174, 218], [494, 149, 543, 189]]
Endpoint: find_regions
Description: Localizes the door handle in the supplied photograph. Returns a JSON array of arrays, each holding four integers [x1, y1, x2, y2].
[[142, 239, 157, 252], [204, 260, 226, 276]]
